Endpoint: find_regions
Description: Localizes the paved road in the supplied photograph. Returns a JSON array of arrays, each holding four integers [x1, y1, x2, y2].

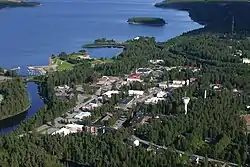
[[131, 135, 239, 167]]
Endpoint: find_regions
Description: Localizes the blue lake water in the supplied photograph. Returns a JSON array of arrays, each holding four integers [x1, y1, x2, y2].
[[0, 0, 202, 133]]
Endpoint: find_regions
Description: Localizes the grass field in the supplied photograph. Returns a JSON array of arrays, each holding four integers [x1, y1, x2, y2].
[[91, 58, 115, 65], [50, 57, 74, 71]]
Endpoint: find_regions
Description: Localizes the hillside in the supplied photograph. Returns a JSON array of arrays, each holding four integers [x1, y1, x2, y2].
[[155, 0, 250, 33]]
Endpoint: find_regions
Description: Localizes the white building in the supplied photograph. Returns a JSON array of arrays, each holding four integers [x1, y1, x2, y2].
[[158, 80, 186, 89], [165, 66, 177, 71], [128, 90, 144, 96], [103, 90, 119, 98], [52, 128, 71, 136], [65, 124, 84, 131], [145, 97, 165, 104], [133, 139, 140, 147], [243, 58, 250, 64], [157, 91, 167, 98], [149, 59, 164, 64], [74, 112, 91, 119], [134, 36, 140, 40]]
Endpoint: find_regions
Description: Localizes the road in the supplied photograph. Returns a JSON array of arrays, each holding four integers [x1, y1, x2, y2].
[[131, 135, 239, 167]]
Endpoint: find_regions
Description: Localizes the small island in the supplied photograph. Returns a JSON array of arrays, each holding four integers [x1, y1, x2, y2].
[[0, 0, 40, 9], [127, 17, 166, 26]]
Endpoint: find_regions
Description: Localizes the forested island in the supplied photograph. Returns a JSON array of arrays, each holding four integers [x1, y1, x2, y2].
[[0, 0, 40, 9], [127, 17, 166, 26]]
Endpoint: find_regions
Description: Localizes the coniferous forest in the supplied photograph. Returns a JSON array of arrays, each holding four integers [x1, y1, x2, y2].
[[0, 78, 30, 119]]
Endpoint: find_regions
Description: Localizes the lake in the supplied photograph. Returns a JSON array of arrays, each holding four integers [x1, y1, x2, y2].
[[0, 0, 202, 133]]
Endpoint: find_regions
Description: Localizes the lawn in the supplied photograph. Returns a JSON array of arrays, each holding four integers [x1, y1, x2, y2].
[[50, 57, 74, 71], [57, 59, 74, 71], [91, 58, 115, 65]]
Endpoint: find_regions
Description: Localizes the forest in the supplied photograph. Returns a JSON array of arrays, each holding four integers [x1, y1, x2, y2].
[[0, 78, 30, 120]]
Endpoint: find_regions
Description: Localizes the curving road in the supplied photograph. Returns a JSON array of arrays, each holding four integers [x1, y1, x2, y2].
[[131, 135, 239, 167]]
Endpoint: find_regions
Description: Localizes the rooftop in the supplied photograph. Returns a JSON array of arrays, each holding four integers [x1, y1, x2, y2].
[[128, 73, 140, 79]]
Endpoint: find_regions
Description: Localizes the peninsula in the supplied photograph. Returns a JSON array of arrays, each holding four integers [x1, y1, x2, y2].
[[0, 0, 40, 9], [127, 17, 166, 26]]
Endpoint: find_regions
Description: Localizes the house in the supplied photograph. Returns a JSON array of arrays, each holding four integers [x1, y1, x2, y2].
[[149, 59, 164, 64], [127, 73, 142, 82], [145, 97, 165, 104], [157, 91, 167, 98], [128, 90, 144, 96], [103, 90, 119, 98], [165, 66, 177, 71], [210, 83, 222, 90], [243, 58, 250, 64], [133, 36, 140, 40], [136, 68, 152, 74], [97, 76, 119, 85], [158, 80, 186, 89], [83, 126, 98, 135], [100, 113, 113, 122]]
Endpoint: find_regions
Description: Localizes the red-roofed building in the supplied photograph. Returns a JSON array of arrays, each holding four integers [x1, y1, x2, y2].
[[127, 73, 142, 82]]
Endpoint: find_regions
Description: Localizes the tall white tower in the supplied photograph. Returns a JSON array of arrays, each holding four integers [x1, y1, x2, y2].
[[182, 96, 190, 115], [204, 90, 207, 99]]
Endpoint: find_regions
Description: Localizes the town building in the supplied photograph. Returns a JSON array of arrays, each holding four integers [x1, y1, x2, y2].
[[136, 68, 152, 74], [145, 97, 165, 104], [128, 90, 144, 97], [74, 112, 91, 119], [158, 80, 187, 89], [113, 117, 127, 130], [156, 91, 167, 98], [52, 128, 71, 136], [100, 113, 113, 122], [243, 58, 250, 64], [149, 59, 164, 64], [103, 90, 119, 98], [97, 76, 120, 86], [127, 73, 143, 82], [164, 66, 177, 71]]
